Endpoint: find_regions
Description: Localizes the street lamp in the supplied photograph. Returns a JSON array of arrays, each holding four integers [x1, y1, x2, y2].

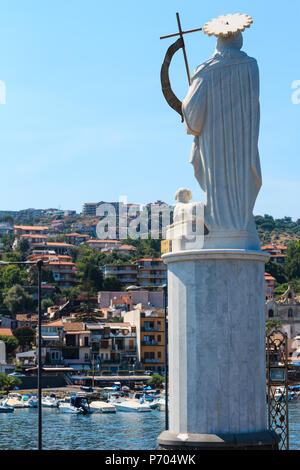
[[0, 258, 44, 449], [126, 283, 169, 430]]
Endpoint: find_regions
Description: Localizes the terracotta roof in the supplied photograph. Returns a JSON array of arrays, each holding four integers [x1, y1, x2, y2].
[[48, 261, 75, 266], [134, 258, 163, 262], [34, 242, 74, 247], [0, 328, 13, 336], [14, 225, 49, 231], [265, 272, 275, 280], [63, 323, 85, 332], [41, 320, 64, 327]]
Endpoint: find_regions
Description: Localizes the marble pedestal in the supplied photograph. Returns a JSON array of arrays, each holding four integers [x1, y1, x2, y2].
[[157, 249, 279, 450]]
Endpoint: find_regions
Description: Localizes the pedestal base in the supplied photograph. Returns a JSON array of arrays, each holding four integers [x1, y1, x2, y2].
[[161, 249, 270, 439], [157, 430, 279, 450]]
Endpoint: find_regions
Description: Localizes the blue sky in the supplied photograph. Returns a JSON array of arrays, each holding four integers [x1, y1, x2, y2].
[[0, 0, 299, 219]]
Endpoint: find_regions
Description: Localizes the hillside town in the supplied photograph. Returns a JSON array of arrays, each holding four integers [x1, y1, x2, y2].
[[0, 204, 300, 387]]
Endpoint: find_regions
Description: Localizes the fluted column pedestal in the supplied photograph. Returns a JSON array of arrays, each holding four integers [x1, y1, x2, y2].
[[157, 249, 279, 450]]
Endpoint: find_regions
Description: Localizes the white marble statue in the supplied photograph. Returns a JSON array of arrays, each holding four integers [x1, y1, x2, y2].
[[182, 18, 261, 250], [167, 188, 204, 251]]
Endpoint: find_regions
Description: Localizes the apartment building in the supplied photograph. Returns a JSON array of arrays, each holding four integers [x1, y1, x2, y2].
[[27, 250, 76, 288], [123, 306, 165, 374], [102, 263, 138, 286], [261, 244, 287, 264], [31, 241, 75, 255], [87, 323, 137, 373], [13, 225, 49, 236], [265, 272, 275, 300], [62, 323, 91, 370], [102, 258, 167, 288], [134, 258, 167, 287]]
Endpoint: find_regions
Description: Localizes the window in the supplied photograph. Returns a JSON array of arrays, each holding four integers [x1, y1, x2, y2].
[[288, 309, 293, 318], [268, 309, 274, 318]]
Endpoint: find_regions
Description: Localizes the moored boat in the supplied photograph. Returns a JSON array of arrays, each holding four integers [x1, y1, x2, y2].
[[42, 395, 58, 408], [0, 400, 14, 413], [58, 396, 91, 414], [89, 401, 116, 413], [110, 398, 151, 412]]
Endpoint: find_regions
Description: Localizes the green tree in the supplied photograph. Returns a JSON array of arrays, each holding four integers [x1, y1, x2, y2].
[[28, 266, 54, 286], [285, 240, 300, 280], [0, 335, 19, 357], [3, 285, 34, 315], [148, 374, 164, 388], [102, 276, 123, 291], [266, 320, 282, 333], [18, 238, 30, 258], [0, 265, 27, 289], [265, 260, 288, 285], [0, 373, 21, 392], [13, 326, 36, 350], [41, 298, 54, 313], [0, 214, 14, 225]]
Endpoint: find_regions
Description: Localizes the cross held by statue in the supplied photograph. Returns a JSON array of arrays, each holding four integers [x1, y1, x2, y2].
[[160, 12, 203, 85]]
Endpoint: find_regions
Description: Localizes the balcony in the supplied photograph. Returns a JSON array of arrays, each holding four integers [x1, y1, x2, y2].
[[141, 341, 159, 346], [141, 327, 163, 332], [142, 358, 159, 363], [101, 356, 121, 364]]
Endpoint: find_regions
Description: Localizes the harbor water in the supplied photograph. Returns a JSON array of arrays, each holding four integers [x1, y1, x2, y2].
[[1, 403, 300, 450]]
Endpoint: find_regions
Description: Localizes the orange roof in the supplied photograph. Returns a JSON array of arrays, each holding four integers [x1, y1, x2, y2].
[[134, 258, 162, 262], [0, 328, 13, 336], [63, 322, 85, 332], [48, 261, 75, 266], [262, 244, 287, 250], [265, 272, 275, 280], [14, 225, 49, 231], [41, 320, 64, 327]]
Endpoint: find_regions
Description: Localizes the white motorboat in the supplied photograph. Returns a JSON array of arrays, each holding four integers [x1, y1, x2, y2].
[[156, 398, 165, 412], [5, 393, 27, 408], [0, 400, 14, 413], [58, 396, 91, 414], [58, 397, 81, 414], [110, 398, 151, 412], [27, 396, 38, 408], [42, 396, 58, 408], [89, 401, 116, 413]]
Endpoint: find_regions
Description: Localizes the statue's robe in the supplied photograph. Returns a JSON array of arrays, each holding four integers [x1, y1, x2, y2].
[[182, 48, 262, 236]]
